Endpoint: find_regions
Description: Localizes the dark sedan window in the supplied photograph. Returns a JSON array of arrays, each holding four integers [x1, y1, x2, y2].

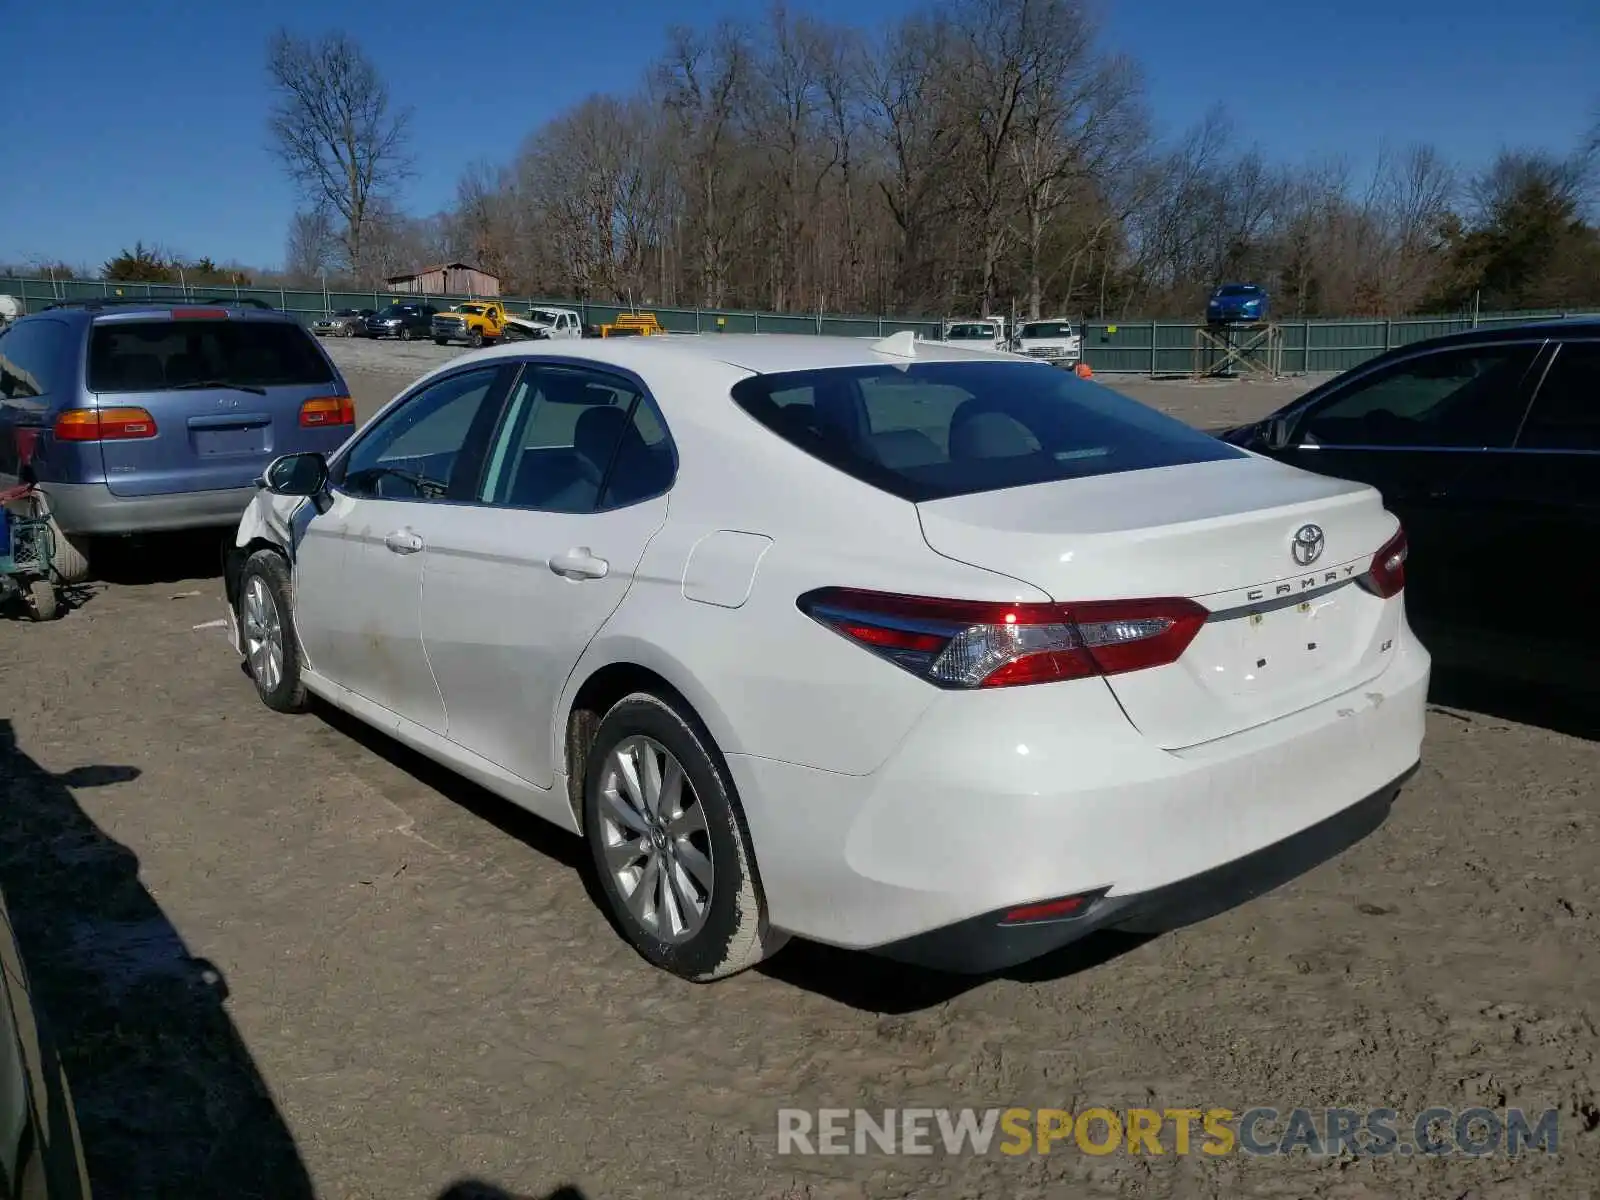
[[1296, 345, 1538, 449], [1519, 343, 1600, 452]]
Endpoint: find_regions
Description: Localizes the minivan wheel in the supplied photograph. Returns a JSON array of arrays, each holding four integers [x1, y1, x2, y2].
[[20, 493, 89, 584], [238, 550, 307, 713], [583, 693, 785, 981]]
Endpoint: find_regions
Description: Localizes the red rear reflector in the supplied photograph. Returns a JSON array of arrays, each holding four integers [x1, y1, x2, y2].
[[1001, 894, 1097, 924], [1360, 527, 1408, 599], [798, 588, 1207, 689], [298, 395, 355, 427], [53, 407, 158, 441], [171, 307, 228, 320]]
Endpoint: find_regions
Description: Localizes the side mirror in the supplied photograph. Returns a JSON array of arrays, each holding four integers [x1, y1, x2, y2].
[[1262, 416, 1293, 451], [260, 452, 329, 497]]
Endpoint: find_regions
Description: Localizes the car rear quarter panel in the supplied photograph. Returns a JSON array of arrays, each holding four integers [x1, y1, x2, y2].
[[567, 359, 1054, 777]]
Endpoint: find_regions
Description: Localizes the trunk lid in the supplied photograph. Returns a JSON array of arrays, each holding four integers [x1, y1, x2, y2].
[[89, 315, 346, 497], [915, 456, 1403, 749]]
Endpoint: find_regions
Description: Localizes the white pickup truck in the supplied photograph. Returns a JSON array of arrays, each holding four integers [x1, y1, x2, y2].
[[506, 306, 585, 341], [1011, 318, 1082, 367], [941, 317, 1009, 353]]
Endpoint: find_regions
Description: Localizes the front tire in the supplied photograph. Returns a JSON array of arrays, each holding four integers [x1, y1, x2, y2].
[[583, 693, 782, 981], [400, 327, 413, 342], [434, 337, 448, 346], [27, 579, 58, 621], [468, 330, 484, 348], [238, 550, 307, 713]]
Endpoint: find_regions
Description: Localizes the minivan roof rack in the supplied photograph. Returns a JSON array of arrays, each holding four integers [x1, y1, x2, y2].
[[40, 296, 275, 313]]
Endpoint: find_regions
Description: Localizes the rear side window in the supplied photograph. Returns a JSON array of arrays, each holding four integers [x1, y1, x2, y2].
[[88, 319, 334, 393], [730, 361, 1244, 502], [0, 318, 75, 398]]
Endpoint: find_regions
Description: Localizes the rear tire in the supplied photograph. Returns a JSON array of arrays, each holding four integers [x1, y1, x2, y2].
[[21, 493, 90, 584], [583, 692, 784, 982], [238, 550, 307, 713], [27, 579, 58, 621]]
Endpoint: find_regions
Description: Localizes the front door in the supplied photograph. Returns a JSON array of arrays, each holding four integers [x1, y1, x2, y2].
[[296, 363, 509, 731], [1277, 339, 1544, 633], [418, 362, 676, 788]]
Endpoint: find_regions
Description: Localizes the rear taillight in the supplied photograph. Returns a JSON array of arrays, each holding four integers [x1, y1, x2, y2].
[[53, 407, 158, 441], [299, 395, 355, 427], [1360, 528, 1408, 599], [798, 588, 1208, 689]]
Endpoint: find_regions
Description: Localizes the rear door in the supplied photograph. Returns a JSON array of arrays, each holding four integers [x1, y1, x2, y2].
[[417, 361, 674, 787], [1432, 338, 1600, 682], [88, 313, 346, 496], [1274, 340, 1543, 630]]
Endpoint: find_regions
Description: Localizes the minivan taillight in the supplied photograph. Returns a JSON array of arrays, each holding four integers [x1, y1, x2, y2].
[[1359, 528, 1408, 599], [299, 395, 355, 427], [53, 407, 158, 441], [797, 588, 1208, 688]]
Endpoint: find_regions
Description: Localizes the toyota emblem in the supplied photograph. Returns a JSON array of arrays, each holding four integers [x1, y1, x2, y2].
[[1291, 524, 1325, 566]]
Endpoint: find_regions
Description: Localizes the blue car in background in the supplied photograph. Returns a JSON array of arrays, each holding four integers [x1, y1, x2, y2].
[[1206, 283, 1269, 326], [0, 298, 356, 580]]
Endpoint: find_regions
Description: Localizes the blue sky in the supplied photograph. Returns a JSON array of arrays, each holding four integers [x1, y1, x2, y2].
[[2, 0, 1595, 273]]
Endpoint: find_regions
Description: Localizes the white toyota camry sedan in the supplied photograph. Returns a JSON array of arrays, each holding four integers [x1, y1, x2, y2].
[[224, 332, 1429, 981]]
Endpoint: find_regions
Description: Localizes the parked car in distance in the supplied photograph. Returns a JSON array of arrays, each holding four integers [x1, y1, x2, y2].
[[312, 308, 375, 338], [0, 298, 355, 579], [225, 332, 1428, 982], [364, 303, 439, 340], [518, 307, 585, 340], [1218, 319, 1599, 692], [1206, 284, 1269, 326], [942, 317, 1008, 352], [1011, 319, 1081, 367]]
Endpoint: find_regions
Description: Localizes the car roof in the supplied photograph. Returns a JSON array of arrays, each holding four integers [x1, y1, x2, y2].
[[1384, 316, 1600, 353], [443, 332, 1023, 379]]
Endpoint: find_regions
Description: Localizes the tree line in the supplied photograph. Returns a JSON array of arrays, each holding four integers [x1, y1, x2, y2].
[[12, 5, 1597, 322]]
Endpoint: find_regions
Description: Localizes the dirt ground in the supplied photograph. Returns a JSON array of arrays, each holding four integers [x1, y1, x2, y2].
[[0, 337, 1596, 1200]]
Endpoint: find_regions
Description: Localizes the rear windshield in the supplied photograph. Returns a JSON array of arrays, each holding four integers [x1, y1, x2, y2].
[[945, 324, 996, 340], [1018, 322, 1074, 338], [88, 319, 334, 393], [730, 361, 1244, 502]]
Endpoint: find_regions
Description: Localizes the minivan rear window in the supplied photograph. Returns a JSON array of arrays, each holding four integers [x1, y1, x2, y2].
[[88, 319, 335, 393], [730, 361, 1245, 502]]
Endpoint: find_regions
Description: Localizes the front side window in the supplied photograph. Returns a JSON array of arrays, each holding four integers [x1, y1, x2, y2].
[[339, 366, 503, 501], [479, 364, 674, 513], [87, 319, 333, 392], [1519, 342, 1600, 451], [730, 361, 1243, 502], [1295, 344, 1538, 449]]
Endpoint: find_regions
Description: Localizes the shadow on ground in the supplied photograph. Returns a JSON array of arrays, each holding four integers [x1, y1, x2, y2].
[[0, 719, 314, 1199], [437, 1183, 588, 1200], [1429, 663, 1600, 743], [86, 528, 232, 586]]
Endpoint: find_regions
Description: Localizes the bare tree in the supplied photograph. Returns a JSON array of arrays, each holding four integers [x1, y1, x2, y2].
[[267, 30, 413, 279], [283, 208, 338, 284]]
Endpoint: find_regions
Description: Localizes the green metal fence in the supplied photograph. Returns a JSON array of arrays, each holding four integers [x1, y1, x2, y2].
[[3, 275, 1592, 377]]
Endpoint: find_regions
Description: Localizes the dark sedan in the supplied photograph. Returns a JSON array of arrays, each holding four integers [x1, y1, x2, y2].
[[363, 303, 439, 340], [1218, 320, 1599, 692]]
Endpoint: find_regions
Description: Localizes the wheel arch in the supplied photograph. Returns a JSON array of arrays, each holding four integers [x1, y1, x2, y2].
[[559, 642, 741, 834]]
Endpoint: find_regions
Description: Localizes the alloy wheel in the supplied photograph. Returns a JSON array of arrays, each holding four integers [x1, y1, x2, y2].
[[242, 575, 285, 693], [597, 735, 715, 943]]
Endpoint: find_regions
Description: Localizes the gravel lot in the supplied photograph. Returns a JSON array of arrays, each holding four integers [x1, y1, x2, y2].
[[0, 336, 1595, 1200]]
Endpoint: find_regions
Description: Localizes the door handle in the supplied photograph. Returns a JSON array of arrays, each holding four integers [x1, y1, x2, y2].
[[383, 528, 424, 555], [548, 548, 609, 580]]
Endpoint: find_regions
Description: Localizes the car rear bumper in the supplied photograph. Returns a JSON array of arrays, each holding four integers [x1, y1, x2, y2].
[[42, 481, 258, 535], [727, 618, 1430, 966]]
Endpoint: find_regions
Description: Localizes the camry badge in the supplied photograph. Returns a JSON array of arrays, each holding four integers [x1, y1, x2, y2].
[[1291, 524, 1325, 566]]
